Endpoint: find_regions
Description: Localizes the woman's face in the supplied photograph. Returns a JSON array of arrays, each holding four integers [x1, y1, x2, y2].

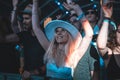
[[85, 9, 98, 23], [55, 28, 69, 44], [116, 24, 120, 45]]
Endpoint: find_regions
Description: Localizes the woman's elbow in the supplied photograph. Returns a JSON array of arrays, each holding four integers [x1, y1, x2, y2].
[[97, 44, 106, 50]]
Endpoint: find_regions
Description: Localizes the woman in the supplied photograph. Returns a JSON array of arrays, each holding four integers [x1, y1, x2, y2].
[[32, 0, 93, 79], [97, 3, 120, 80]]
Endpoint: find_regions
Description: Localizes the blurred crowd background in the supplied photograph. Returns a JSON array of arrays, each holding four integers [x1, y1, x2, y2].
[[0, 0, 120, 79]]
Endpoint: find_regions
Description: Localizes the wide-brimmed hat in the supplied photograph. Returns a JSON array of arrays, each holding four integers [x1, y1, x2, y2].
[[44, 20, 79, 41]]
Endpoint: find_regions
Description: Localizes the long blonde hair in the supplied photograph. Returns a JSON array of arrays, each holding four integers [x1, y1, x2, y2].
[[44, 32, 76, 67]]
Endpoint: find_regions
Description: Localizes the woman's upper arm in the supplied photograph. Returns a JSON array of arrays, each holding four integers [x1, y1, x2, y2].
[[77, 35, 93, 57], [32, 0, 50, 51]]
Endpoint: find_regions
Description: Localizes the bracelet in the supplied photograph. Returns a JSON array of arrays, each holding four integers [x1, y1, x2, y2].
[[103, 19, 110, 23], [110, 21, 117, 30], [76, 13, 85, 21], [103, 19, 117, 30]]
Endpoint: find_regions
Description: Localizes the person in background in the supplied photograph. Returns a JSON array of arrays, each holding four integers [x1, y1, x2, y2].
[[11, 0, 46, 79], [32, 0, 93, 79], [97, 2, 120, 80], [63, 1, 100, 80], [0, 16, 19, 74]]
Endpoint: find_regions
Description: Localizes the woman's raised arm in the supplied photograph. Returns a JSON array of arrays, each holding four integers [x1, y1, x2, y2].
[[32, 0, 50, 51], [97, 5, 113, 56]]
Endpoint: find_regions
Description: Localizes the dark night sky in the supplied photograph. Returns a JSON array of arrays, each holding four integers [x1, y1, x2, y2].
[[0, 0, 120, 25]]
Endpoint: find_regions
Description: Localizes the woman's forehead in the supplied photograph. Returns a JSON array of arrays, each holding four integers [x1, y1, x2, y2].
[[55, 27, 69, 33], [55, 27, 65, 30]]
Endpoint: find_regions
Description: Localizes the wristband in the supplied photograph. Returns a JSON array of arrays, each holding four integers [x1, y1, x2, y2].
[[103, 19, 117, 30], [110, 21, 117, 30], [76, 13, 85, 21], [103, 19, 110, 23]]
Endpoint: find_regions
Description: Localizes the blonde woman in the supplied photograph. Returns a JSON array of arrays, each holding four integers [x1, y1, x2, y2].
[[32, 0, 93, 79]]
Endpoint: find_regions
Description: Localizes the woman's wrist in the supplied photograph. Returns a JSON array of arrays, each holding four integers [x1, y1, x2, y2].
[[104, 14, 111, 18], [103, 17, 117, 30], [76, 13, 85, 20], [104, 17, 112, 21], [103, 19, 110, 23], [76, 13, 87, 23]]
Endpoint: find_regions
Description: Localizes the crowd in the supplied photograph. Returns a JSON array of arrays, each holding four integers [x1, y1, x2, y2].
[[0, 0, 120, 80]]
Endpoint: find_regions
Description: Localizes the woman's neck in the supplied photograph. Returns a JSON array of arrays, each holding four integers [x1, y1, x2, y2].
[[58, 44, 65, 50], [54, 44, 66, 67]]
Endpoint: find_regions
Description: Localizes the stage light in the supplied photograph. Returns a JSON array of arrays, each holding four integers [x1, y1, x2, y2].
[[93, 4, 97, 8], [57, 2, 61, 5], [90, 0, 94, 2], [65, 11, 69, 14]]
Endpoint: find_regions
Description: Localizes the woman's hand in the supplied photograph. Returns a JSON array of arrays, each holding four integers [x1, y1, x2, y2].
[[102, 4, 113, 18], [63, 2, 83, 16]]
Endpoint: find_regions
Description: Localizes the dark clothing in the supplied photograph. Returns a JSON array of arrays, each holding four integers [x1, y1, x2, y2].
[[0, 43, 19, 73], [17, 31, 45, 71], [106, 53, 120, 80]]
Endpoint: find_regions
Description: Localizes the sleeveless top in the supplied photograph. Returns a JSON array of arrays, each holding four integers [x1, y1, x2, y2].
[[106, 53, 120, 80], [17, 31, 45, 71], [46, 63, 73, 80]]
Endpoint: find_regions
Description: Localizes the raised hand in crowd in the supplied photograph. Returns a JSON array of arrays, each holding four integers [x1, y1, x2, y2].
[[97, 1, 120, 80]]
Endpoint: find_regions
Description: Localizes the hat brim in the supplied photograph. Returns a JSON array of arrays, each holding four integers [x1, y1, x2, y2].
[[44, 20, 79, 41]]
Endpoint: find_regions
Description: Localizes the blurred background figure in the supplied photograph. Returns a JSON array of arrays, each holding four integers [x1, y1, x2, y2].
[[0, 0, 120, 80], [0, 16, 19, 73], [97, 0, 120, 80], [63, 1, 100, 80], [10, 0, 46, 79]]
